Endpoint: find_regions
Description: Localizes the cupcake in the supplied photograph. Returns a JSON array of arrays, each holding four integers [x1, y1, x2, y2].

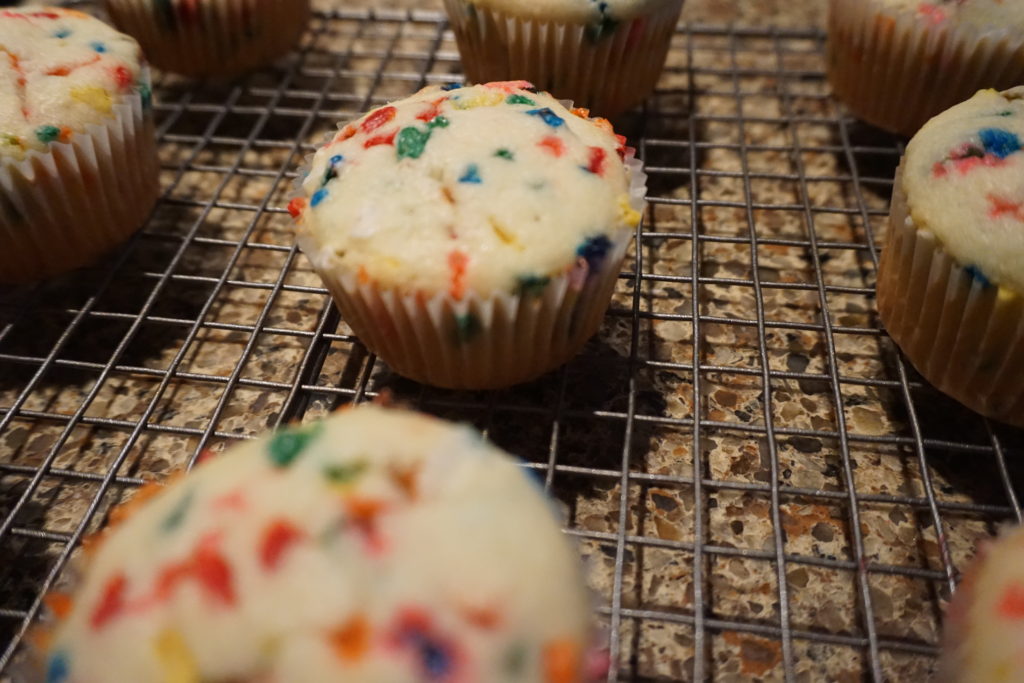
[[36, 405, 593, 682], [102, 0, 311, 78], [940, 525, 1024, 681], [291, 81, 646, 390], [443, 0, 684, 117], [0, 8, 158, 285], [827, 0, 1024, 136], [876, 87, 1024, 426]]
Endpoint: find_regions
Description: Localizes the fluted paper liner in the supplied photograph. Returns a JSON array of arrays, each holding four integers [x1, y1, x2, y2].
[[103, 0, 310, 78], [295, 126, 647, 390], [443, 0, 683, 117], [877, 164, 1024, 427], [827, 0, 1024, 136], [0, 82, 158, 285]]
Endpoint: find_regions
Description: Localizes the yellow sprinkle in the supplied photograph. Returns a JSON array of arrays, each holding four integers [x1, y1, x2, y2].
[[997, 285, 1018, 304], [451, 90, 503, 110], [618, 196, 641, 227], [154, 629, 200, 683], [490, 217, 523, 250], [70, 86, 112, 115]]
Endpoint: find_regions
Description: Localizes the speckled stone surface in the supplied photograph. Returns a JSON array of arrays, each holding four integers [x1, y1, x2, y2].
[[1, 1, 1022, 682]]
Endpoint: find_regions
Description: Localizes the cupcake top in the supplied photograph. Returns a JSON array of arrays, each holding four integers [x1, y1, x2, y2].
[[43, 405, 592, 682], [293, 81, 641, 300], [452, 0, 673, 24], [0, 7, 146, 161], [902, 87, 1024, 294], [875, 0, 1024, 31], [940, 525, 1024, 681]]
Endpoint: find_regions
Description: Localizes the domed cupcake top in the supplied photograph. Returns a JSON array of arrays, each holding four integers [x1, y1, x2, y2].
[[902, 87, 1024, 293], [293, 81, 640, 299], [43, 405, 592, 682], [0, 8, 146, 160], [876, 0, 1024, 30], [451, 0, 676, 24]]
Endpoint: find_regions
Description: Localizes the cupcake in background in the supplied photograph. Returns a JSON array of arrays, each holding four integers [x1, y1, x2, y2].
[[443, 0, 684, 117], [102, 0, 311, 78], [37, 405, 595, 682], [290, 81, 646, 390], [876, 87, 1024, 426], [827, 0, 1024, 136], [0, 7, 158, 285]]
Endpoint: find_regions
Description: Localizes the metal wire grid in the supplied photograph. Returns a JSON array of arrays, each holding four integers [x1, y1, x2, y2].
[[0, 7, 1022, 681]]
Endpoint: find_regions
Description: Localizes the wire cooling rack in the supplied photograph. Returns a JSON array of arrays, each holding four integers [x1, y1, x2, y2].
[[2, 6, 1023, 681]]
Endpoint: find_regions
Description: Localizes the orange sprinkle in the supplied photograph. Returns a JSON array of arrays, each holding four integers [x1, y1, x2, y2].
[[591, 117, 614, 134], [543, 639, 581, 683], [335, 125, 357, 143], [58, 126, 72, 143], [447, 250, 469, 299], [43, 592, 73, 619], [330, 614, 370, 661], [287, 197, 307, 219], [461, 605, 500, 630], [389, 463, 420, 500], [357, 264, 371, 284], [571, 107, 591, 119], [347, 497, 385, 523], [537, 136, 566, 157]]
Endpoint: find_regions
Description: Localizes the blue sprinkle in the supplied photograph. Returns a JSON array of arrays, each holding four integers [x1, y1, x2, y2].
[[441, 83, 463, 91], [322, 154, 344, 186], [979, 128, 1021, 159], [965, 265, 993, 289], [311, 188, 329, 207], [53, 28, 71, 39], [577, 235, 613, 271], [526, 107, 565, 128], [419, 639, 452, 678], [46, 652, 70, 683], [330, 154, 344, 165], [90, 41, 107, 53], [459, 164, 482, 184]]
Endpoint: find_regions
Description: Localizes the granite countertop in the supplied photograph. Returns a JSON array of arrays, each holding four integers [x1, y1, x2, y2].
[[2, 1, 1019, 682]]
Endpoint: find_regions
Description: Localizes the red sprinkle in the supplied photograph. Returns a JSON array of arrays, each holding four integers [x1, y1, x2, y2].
[[448, 250, 468, 300], [364, 130, 398, 148], [361, 106, 397, 135], [260, 519, 305, 571], [287, 197, 307, 218], [155, 533, 236, 607], [416, 97, 447, 122], [538, 136, 566, 157], [113, 65, 132, 90], [90, 573, 128, 630], [988, 193, 1024, 221], [46, 54, 100, 77], [483, 80, 534, 93], [586, 146, 607, 176], [999, 581, 1024, 619]]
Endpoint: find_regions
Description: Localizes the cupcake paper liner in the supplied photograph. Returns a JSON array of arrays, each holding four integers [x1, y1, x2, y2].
[[827, 0, 1024, 136], [0, 80, 159, 285], [103, 0, 311, 78], [295, 113, 648, 390], [876, 165, 1024, 427], [443, 0, 684, 117]]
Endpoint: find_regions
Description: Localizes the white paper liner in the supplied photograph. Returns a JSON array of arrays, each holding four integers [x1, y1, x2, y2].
[[103, 0, 310, 78], [877, 164, 1024, 427], [443, 0, 683, 117], [293, 107, 648, 390], [0, 79, 159, 285], [827, 0, 1024, 136]]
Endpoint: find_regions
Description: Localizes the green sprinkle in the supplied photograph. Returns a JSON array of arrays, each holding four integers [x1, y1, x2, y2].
[[397, 126, 431, 159], [268, 422, 322, 468], [136, 82, 152, 110], [35, 125, 61, 144], [516, 274, 550, 297], [160, 489, 194, 533], [999, 110, 1014, 117], [455, 312, 481, 343], [324, 460, 368, 483], [495, 148, 514, 160], [427, 115, 450, 129], [506, 94, 535, 106], [504, 642, 527, 675]]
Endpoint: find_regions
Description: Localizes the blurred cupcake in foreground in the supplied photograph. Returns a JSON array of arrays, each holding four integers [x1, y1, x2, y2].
[[290, 80, 646, 390], [827, 0, 1024, 136], [443, 0, 684, 117], [0, 7, 158, 285], [876, 87, 1024, 426], [38, 405, 594, 682], [103, 0, 311, 78]]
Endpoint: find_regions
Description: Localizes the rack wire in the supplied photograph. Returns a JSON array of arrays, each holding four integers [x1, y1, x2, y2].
[[1, 7, 1023, 681]]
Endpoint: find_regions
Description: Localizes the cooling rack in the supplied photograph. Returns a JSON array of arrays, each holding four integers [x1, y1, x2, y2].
[[2, 6, 1023, 681]]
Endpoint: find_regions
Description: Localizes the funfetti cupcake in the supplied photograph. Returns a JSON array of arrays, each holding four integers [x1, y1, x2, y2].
[[37, 405, 594, 682], [0, 7, 158, 285], [102, 0, 311, 78], [827, 0, 1024, 136], [876, 87, 1024, 426], [443, 0, 685, 117], [290, 81, 646, 390]]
